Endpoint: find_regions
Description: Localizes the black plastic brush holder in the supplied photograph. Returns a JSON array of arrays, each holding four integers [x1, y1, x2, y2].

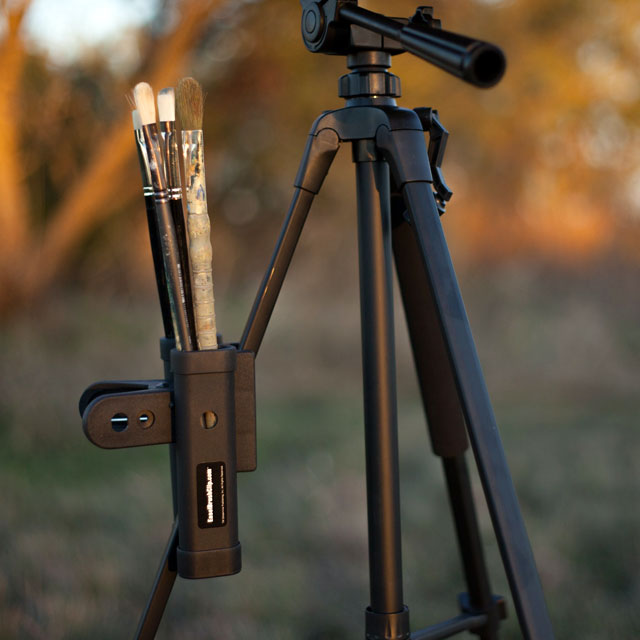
[[172, 346, 241, 578], [79, 340, 257, 580]]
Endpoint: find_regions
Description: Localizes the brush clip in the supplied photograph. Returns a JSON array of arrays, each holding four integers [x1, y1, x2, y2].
[[80, 339, 256, 579], [80, 341, 257, 473]]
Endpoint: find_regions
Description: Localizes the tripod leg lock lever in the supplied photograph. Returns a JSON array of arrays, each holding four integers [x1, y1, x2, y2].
[[414, 107, 453, 214]]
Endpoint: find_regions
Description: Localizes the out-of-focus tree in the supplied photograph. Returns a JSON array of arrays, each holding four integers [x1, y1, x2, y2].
[[196, 0, 640, 272], [0, 0, 31, 308], [0, 0, 639, 319], [396, 0, 640, 263], [0, 0, 243, 316]]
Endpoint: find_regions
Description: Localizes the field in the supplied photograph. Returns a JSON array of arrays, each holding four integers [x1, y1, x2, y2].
[[1, 259, 638, 639]]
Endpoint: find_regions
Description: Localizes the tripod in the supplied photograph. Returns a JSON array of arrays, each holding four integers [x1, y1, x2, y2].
[[80, 4, 555, 639]]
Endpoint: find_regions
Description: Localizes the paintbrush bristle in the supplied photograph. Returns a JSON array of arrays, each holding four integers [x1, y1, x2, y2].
[[133, 82, 156, 126], [176, 77, 203, 131], [131, 109, 142, 131], [157, 88, 175, 122]]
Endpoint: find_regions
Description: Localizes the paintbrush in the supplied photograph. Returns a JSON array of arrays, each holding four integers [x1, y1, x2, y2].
[[133, 81, 194, 351], [131, 108, 175, 339], [176, 77, 218, 350], [157, 88, 198, 348]]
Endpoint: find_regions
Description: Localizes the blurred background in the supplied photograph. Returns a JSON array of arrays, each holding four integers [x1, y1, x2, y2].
[[0, 0, 638, 638]]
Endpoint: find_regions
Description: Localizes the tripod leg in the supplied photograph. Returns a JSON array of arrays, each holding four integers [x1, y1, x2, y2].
[[241, 127, 340, 354], [354, 141, 410, 640], [392, 199, 501, 639], [378, 126, 554, 640], [134, 520, 178, 640]]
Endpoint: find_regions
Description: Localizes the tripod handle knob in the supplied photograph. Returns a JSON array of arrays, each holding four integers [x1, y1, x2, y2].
[[302, 4, 325, 43]]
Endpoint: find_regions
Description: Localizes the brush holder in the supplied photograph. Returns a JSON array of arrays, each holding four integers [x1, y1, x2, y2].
[[171, 346, 241, 579], [80, 339, 256, 580]]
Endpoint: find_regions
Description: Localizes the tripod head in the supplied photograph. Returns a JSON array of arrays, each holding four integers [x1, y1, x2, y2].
[[300, 2, 506, 88]]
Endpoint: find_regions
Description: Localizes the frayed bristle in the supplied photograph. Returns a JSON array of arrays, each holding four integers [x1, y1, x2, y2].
[[131, 109, 142, 131], [133, 82, 156, 126], [157, 88, 175, 122], [176, 77, 203, 131], [125, 92, 136, 110]]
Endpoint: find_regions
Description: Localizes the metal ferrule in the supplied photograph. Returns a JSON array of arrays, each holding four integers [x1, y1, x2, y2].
[[160, 121, 182, 198], [181, 129, 207, 214], [142, 123, 169, 203], [134, 128, 153, 194]]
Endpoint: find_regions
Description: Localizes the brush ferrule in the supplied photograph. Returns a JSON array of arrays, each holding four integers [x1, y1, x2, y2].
[[141, 123, 169, 201], [182, 129, 207, 214], [160, 121, 182, 193], [134, 129, 153, 190], [154, 190, 170, 204]]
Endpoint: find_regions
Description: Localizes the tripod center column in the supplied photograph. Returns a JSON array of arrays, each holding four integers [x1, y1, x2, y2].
[[354, 139, 410, 639]]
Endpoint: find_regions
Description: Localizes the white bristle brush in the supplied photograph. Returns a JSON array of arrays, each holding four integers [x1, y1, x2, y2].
[[133, 81, 193, 351]]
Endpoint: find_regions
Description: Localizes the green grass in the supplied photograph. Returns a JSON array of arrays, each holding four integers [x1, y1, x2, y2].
[[1, 263, 638, 638], [1, 395, 637, 639]]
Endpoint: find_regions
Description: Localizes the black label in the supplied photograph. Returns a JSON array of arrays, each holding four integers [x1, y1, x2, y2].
[[196, 462, 227, 528]]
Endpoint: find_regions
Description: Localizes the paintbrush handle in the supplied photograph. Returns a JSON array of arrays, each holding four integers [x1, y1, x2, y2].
[[133, 127, 175, 338], [157, 198, 193, 350], [183, 130, 218, 350], [160, 122, 198, 347], [169, 196, 198, 346], [145, 194, 175, 338], [142, 124, 194, 351]]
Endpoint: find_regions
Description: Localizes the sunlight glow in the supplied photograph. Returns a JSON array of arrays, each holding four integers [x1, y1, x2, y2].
[[22, 0, 157, 67]]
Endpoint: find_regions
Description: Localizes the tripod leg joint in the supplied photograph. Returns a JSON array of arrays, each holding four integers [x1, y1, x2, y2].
[[375, 125, 432, 187], [458, 593, 507, 638], [294, 127, 340, 193]]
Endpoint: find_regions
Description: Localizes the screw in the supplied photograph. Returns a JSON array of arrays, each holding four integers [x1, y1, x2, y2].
[[137, 410, 155, 429]]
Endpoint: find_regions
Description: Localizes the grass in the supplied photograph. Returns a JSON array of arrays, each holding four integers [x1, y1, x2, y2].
[[0, 261, 638, 639]]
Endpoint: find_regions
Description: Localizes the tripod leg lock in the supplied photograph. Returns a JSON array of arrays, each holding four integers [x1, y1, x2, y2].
[[365, 606, 411, 640]]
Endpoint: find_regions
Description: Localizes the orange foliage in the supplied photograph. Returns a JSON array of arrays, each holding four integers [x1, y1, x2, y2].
[[1, 0, 640, 317]]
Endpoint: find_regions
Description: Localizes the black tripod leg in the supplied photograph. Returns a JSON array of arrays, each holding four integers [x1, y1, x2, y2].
[[355, 141, 410, 640], [379, 126, 554, 640], [134, 520, 178, 640], [391, 195, 468, 460], [392, 199, 501, 639], [241, 127, 340, 354]]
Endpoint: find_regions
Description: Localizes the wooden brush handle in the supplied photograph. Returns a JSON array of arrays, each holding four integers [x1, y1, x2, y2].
[[183, 130, 218, 350]]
